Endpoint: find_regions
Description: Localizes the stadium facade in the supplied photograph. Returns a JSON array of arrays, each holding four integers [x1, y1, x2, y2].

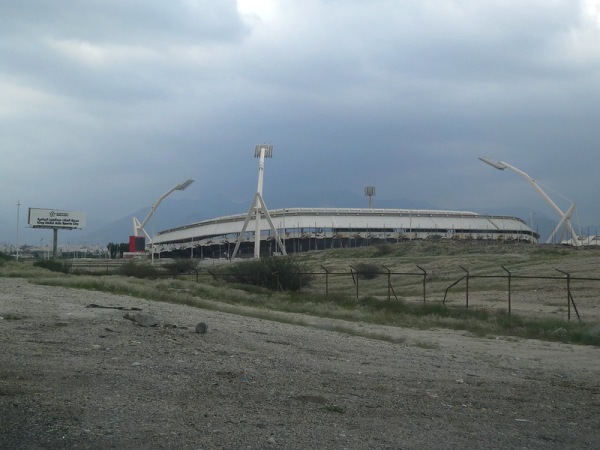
[[150, 207, 538, 259]]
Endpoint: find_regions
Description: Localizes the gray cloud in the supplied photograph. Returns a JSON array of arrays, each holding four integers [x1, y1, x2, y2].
[[2, 0, 599, 245]]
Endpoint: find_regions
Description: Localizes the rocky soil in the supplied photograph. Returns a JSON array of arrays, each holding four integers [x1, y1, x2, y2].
[[1, 277, 599, 449]]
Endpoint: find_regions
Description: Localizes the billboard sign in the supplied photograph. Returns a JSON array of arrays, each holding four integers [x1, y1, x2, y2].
[[28, 208, 86, 230]]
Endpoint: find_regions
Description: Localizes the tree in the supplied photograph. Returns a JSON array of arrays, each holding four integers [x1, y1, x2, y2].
[[107, 242, 129, 259]]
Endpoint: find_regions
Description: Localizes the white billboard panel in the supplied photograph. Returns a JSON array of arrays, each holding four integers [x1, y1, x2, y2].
[[28, 208, 86, 230]]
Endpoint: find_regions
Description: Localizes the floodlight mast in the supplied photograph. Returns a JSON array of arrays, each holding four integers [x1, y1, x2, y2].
[[132, 178, 195, 240], [478, 156, 580, 245], [231, 145, 287, 259], [254, 145, 271, 256], [364, 185, 376, 209]]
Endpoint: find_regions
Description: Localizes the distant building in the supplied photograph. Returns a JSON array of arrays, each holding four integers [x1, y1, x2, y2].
[[150, 207, 538, 259]]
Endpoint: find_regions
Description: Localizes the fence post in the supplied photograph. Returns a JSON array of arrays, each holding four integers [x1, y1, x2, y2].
[[502, 266, 511, 316], [460, 265, 469, 309], [320, 265, 329, 296], [556, 269, 581, 322], [381, 264, 398, 301], [349, 265, 359, 299], [382, 264, 391, 300], [443, 274, 467, 305], [417, 265, 427, 303], [272, 271, 282, 291]]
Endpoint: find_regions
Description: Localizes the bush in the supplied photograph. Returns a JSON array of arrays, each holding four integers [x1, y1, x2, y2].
[[119, 261, 159, 279], [164, 259, 198, 275], [354, 262, 381, 280], [373, 243, 393, 257], [228, 256, 314, 291], [33, 259, 72, 274]]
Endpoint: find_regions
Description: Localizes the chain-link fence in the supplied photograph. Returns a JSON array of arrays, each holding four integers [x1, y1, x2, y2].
[[189, 265, 600, 322], [67, 257, 600, 322]]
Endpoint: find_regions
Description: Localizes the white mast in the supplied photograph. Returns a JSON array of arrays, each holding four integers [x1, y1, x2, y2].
[[254, 145, 267, 258], [132, 178, 194, 240], [479, 156, 580, 246], [231, 145, 287, 259]]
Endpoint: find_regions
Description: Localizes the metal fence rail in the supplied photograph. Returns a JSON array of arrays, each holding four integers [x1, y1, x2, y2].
[[193, 265, 600, 322]]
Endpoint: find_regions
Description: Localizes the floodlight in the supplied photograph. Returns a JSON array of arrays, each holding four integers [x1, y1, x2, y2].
[[478, 156, 507, 170], [255, 145, 273, 158], [364, 186, 376, 209], [175, 178, 194, 191]]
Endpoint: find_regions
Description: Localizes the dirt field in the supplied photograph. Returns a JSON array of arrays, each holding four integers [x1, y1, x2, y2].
[[1, 276, 599, 449]]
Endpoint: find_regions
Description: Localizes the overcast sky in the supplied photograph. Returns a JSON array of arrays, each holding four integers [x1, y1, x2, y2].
[[2, 0, 600, 245]]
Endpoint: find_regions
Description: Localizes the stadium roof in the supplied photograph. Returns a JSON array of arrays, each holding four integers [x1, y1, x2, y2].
[[152, 207, 536, 247]]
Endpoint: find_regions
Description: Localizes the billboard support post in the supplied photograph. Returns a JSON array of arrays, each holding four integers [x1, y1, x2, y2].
[[27, 208, 86, 259]]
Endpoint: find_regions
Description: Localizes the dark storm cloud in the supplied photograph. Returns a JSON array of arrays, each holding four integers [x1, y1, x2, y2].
[[1, 0, 599, 245]]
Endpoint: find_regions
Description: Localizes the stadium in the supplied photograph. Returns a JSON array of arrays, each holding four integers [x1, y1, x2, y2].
[[139, 148, 546, 259], [149, 207, 538, 259]]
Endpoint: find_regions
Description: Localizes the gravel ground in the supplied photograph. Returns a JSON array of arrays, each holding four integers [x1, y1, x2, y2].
[[1, 277, 599, 449]]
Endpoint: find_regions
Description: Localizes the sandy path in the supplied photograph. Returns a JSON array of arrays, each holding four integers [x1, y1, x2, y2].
[[1, 277, 599, 449]]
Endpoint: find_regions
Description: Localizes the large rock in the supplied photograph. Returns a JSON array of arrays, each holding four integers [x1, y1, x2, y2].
[[123, 312, 160, 328]]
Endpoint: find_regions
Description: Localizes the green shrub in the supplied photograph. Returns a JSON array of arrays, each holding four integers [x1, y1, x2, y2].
[[226, 260, 260, 286], [119, 261, 159, 279], [164, 259, 198, 275], [373, 243, 393, 257], [33, 259, 71, 274], [354, 262, 381, 280], [228, 256, 314, 291]]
